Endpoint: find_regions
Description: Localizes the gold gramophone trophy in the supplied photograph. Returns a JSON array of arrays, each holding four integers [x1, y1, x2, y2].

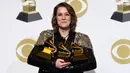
[[36, 39, 88, 62], [36, 40, 57, 60], [17, 0, 42, 22], [111, 0, 130, 22]]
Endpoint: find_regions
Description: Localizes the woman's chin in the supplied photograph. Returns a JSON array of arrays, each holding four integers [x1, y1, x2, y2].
[[59, 26, 70, 30]]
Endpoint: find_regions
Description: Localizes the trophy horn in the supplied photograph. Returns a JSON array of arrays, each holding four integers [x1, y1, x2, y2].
[[44, 40, 57, 54]]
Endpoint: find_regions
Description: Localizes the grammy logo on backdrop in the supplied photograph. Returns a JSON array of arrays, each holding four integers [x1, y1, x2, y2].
[[111, 0, 130, 22], [16, 0, 42, 22]]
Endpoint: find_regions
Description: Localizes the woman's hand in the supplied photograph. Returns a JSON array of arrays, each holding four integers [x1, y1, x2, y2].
[[55, 58, 71, 69]]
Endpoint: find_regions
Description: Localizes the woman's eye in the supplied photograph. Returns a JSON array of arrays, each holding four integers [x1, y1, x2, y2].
[[57, 13, 62, 16], [65, 14, 70, 16]]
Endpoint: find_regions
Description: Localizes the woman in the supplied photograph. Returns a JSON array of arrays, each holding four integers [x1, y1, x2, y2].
[[27, 2, 97, 73]]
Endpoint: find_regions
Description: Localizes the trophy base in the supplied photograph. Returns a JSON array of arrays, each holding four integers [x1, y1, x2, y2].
[[111, 11, 130, 22], [16, 12, 42, 22]]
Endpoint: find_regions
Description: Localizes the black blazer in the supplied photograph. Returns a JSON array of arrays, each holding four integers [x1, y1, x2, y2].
[[27, 30, 97, 73]]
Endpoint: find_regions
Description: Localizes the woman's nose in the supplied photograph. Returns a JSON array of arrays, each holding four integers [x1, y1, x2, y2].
[[62, 15, 66, 20]]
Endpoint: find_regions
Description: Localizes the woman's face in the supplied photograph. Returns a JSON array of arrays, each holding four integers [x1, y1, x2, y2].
[[56, 7, 71, 30]]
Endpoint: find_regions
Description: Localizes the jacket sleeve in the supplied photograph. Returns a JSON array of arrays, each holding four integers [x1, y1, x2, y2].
[[27, 30, 56, 71], [67, 33, 97, 71], [27, 45, 56, 70], [68, 48, 97, 72]]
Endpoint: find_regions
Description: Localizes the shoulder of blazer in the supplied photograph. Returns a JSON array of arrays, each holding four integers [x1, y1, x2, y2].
[[40, 29, 53, 37], [74, 32, 93, 49], [35, 29, 53, 45]]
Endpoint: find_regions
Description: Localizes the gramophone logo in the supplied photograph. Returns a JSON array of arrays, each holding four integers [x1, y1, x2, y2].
[[111, 39, 130, 64], [16, 0, 42, 22], [16, 38, 36, 63], [65, 0, 88, 18], [111, 0, 130, 22]]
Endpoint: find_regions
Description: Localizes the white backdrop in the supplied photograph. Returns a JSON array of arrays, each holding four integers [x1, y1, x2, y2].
[[0, 0, 130, 73]]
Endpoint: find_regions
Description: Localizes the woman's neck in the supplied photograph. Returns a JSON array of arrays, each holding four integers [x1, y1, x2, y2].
[[58, 28, 70, 39]]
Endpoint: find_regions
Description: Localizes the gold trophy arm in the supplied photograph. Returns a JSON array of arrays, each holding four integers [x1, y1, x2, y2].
[[59, 43, 71, 57], [36, 40, 57, 60], [71, 43, 84, 55], [45, 40, 57, 53], [71, 46, 83, 56], [57, 43, 71, 61], [71, 44, 88, 61]]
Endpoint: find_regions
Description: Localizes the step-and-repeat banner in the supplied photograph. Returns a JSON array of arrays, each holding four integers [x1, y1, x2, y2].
[[0, 0, 130, 73]]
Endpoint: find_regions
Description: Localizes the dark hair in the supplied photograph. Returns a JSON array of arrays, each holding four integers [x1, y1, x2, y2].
[[51, 2, 77, 32]]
